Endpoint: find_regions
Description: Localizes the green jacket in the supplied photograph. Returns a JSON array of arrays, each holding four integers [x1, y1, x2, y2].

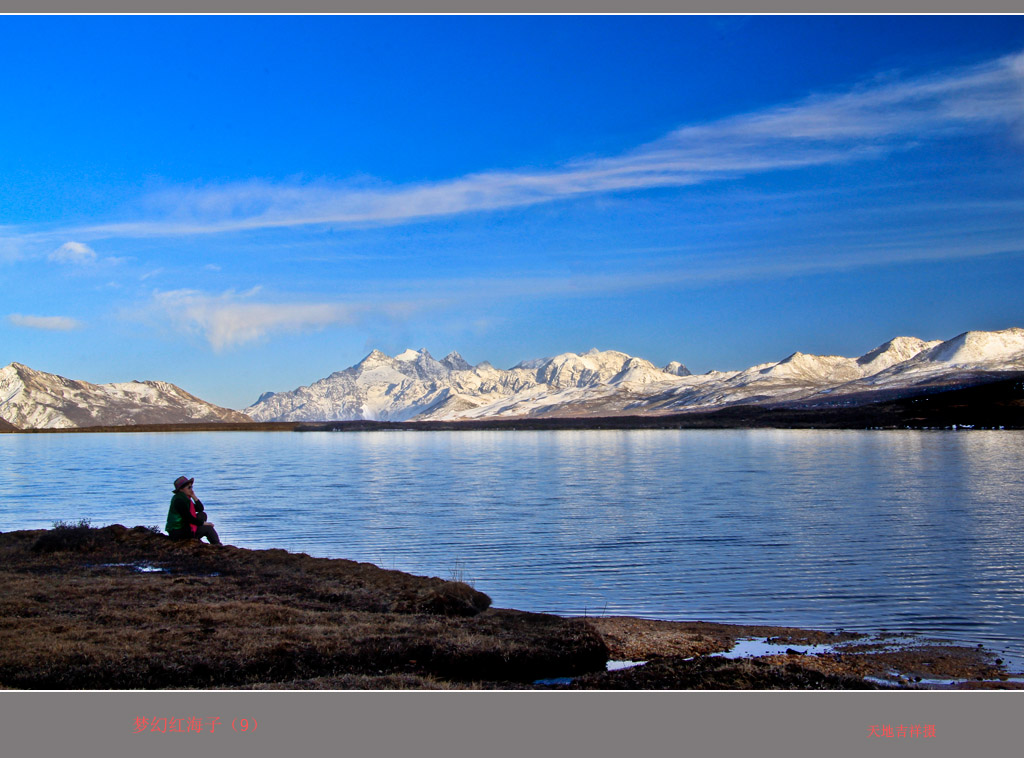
[[165, 491, 206, 534]]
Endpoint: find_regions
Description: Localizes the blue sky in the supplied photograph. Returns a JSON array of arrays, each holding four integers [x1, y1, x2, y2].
[[3, 15, 1024, 410]]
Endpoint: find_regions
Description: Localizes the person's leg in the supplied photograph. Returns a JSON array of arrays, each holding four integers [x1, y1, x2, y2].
[[195, 523, 222, 545]]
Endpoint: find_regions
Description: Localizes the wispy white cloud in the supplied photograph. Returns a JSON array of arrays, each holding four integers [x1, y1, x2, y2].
[[147, 288, 375, 351], [47, 241, 130, 267], [138, 220, 1024, 352], [49, 241, 98, 264], [68, 50, 1024, 240], [0, 230, 27, 263], [7, 313, 83, 331], [336, 231, 1024, 305], [139, 268, 165, 281]]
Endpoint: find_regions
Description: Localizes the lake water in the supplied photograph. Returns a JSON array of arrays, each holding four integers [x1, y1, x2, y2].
[[3, 429, 1024, 667]]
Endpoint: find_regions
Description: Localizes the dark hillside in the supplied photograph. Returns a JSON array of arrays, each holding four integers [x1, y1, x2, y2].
[[303, 374, 1024, 431], [8, 374, 1023, 433]]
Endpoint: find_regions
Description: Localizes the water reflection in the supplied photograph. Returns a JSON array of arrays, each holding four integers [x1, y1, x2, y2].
[[2, 429, 1024, 663]]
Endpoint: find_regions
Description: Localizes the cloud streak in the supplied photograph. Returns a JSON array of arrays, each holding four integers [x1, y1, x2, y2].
[[148, 288, 376, 351], [160, 233, 1020, 352], [7, 314, 83, 331], [49, 241, 98, 264], [383, 238, 1024, 303], [70, 49, 1024, 240]]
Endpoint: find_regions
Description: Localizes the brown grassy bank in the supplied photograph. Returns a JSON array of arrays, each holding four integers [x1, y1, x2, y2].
[[0, 524, 1015, 689], [0, 524, 605, 689]]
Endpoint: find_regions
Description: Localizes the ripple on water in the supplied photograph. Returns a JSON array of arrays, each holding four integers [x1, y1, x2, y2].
[[3, 429, 1024, 665]]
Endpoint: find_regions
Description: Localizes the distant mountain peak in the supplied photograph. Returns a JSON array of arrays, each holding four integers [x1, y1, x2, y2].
[[442, 351, 474, 371], [14, 329, 1017, 430], [0, 363, 251, 429], [240, 329, 1024, 424], [924, 327, 1024, 365], [246, 345, 711, 421], [4, 362, 36, 377], [663, 361, 692, 377], [356, 349, 414, 371], [857, 336, 939, 374]]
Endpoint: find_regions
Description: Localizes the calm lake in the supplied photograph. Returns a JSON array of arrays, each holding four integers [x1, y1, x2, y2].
[[3, 429, 1024, 665]]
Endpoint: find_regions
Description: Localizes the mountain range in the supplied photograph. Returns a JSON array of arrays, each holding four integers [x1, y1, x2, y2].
[[0, 363, 249, 429], [3, 328, 1024, 430], [243, 328, 1024, 422]]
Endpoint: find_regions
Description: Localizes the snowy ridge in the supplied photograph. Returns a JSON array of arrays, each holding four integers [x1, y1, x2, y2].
[[0, 363, 251, 429], [857, 336, 944, 375], [5, 327, 1022, 428], [244, 328, 1024, 422], [243, 348, 685, 422], [921, 328, 1024, 365]]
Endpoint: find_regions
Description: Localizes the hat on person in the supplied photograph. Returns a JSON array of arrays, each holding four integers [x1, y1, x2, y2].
[[174, 476, 195, 491]]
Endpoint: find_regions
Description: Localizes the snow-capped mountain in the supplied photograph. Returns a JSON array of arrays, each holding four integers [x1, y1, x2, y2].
[[5, 327, 1022, 429], [791, 329, 1024, 404], [856, 336, 943, 375], [0, 363, 251, 429], [245, 347, 687, 422], [244, 328, 1024, 422]]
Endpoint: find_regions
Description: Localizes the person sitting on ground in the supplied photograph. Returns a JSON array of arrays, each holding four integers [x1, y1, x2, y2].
[[166, 476, 222, 545]]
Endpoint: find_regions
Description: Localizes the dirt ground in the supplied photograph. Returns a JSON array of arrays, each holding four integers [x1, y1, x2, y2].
[[573, 616, 1022, 689]]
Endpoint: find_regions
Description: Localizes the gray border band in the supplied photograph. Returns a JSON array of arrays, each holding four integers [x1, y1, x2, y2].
[[4, 690, 1023, 758]]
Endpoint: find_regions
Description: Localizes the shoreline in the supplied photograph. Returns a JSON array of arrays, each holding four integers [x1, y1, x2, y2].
[[3, 374, 1023, 433], [2, 524, 1018, 690]]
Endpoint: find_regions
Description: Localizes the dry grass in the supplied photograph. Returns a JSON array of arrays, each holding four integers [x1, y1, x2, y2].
[[583, 616, 863, 660], [565, 655, 881, 690], [573, 616, 1016, 690], [5, 525, 1009, 690], [0, 524, 607, 689]]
